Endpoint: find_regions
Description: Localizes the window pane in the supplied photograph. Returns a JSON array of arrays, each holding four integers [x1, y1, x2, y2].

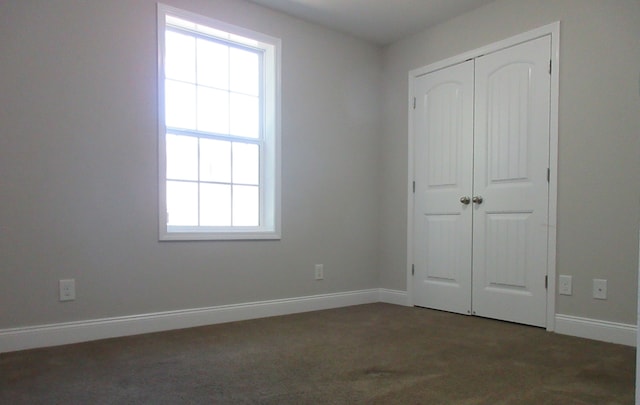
[[229, 93, 259, 138], [233, 185, 259, 226], [167, 181, 198, 226], [166, 134, 198, 181], [197, 86, 229, 134], [197, 39, 229, 90], [232, 142, 259, 185], [200, 138, 231, 183], [230, 47, 259, 96], [165, 80, 196, 129], [201, 183, 231, 226], [165, 31, 196, 82]]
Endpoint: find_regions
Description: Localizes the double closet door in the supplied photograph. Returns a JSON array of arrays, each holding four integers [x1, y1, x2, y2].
[[412, 36, 551, 327]]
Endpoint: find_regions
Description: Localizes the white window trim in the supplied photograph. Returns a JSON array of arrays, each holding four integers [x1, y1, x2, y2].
[[157, 3, 281, 241]]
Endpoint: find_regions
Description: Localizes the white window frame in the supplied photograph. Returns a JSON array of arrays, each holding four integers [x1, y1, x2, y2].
[[157, 4, 281, 241]]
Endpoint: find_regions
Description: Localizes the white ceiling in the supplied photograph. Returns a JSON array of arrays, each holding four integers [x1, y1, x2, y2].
[[248, 0, 496, 45]]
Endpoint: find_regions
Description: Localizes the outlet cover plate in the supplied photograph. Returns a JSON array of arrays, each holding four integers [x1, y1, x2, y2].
[[59, 279, 76, 301], [559, 275, 572, 295], [593, 279, 607, 300]]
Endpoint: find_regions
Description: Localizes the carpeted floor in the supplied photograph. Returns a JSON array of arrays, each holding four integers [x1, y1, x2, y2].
[[1, 303, 636, 404]]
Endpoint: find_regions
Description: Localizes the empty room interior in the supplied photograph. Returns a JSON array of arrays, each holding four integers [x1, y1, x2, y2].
[[1, 0, 640, 403]]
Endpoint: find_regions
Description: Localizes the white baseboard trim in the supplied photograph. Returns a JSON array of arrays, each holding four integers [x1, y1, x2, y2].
[[0, 289, 380, 353], [378, 289, 409, 306], [555, 314, 636, 347], [5, 293, 634, 353]]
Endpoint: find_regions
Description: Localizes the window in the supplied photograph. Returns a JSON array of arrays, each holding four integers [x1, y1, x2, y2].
[[157, 4, 280, 240]]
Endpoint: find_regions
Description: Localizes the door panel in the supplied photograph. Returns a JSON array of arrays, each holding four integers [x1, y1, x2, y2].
[[413, 61, 474, 314], [486, 63, 531, 182], [485, 212, 532, 288], [472, 36, 551, 327]]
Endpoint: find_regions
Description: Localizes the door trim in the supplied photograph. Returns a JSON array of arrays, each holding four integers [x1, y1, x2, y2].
[[407, 22, 560, 331]]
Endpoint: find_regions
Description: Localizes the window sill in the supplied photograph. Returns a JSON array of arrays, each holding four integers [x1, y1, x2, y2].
[[159, 228, 281, 241]]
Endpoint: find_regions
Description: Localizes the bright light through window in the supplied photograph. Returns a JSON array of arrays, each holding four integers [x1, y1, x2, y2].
[[158, 4, 280, 240]]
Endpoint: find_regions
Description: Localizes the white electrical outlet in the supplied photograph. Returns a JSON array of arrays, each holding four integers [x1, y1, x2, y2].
[[593, 279, 607, 300], [558, 275, 572, 295], [59, 279, 76, 301], [314, 264, 324, 280]]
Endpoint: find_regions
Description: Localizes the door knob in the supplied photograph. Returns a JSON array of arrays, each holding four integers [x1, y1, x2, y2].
[[473, 196, 483, 204], [460, 196, 471, 205]]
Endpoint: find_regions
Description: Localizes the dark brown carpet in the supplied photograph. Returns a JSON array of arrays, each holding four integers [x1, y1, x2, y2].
[[1, 303, 635, 404]]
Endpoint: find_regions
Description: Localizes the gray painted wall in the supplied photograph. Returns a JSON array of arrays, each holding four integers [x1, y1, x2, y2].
[[1, 0, 639, 331], [380, 0, 640, 324], [0, 0, 382, 328]]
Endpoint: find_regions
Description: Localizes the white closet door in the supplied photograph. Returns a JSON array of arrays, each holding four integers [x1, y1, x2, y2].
[[412, 60, 474, 314], [472, 36, 551, 327]]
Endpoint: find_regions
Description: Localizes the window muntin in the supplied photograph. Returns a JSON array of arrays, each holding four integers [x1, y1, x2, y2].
[[158, 4, 280, 240]]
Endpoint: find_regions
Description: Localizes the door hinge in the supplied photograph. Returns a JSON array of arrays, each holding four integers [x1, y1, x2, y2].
[[545, 275, 548, 289], [411, 264, 415, 276], [549, 60, 552, 75], [547, 168, 550, 182], [412, 181, 415, 193], [413, 97, 416, 109]]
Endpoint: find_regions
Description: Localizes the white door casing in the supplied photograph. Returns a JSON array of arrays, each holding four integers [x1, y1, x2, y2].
[[409, 29, 556, 328]]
